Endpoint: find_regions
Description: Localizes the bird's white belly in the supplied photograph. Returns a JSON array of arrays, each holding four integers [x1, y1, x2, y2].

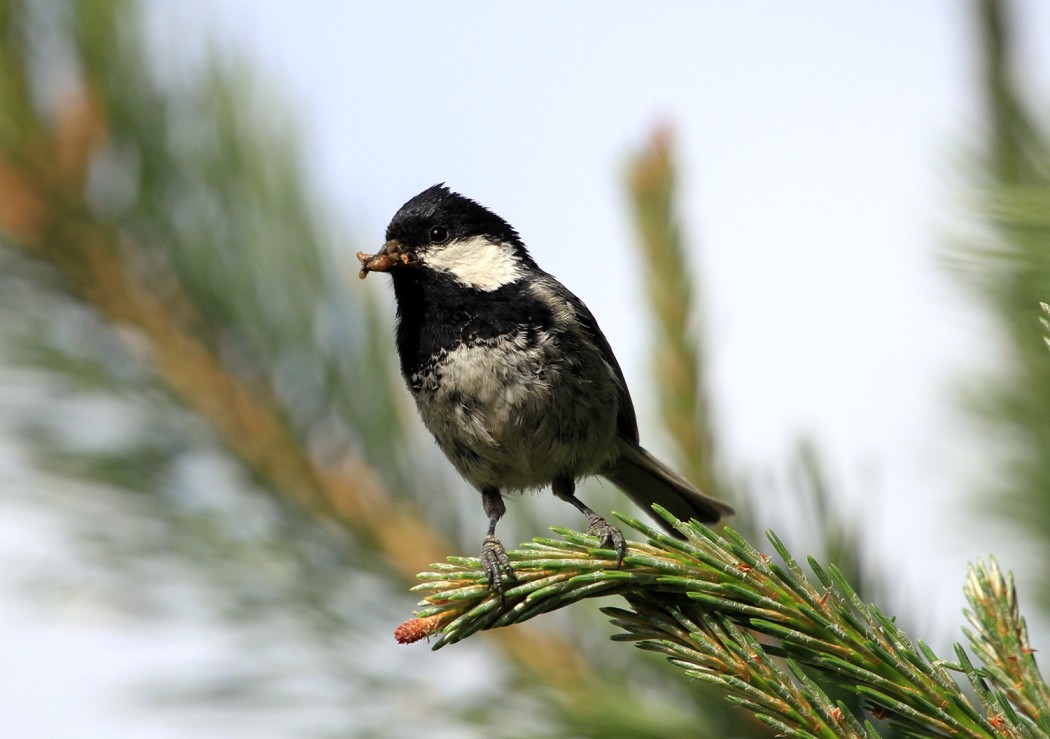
[[413, 332, 619, 490]]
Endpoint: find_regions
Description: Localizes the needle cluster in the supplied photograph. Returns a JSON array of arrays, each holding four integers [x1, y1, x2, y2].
[[400, 508, 1048, 738]]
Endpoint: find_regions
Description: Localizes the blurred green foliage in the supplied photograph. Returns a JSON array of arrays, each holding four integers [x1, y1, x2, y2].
[[949, 0, 1050, 612]]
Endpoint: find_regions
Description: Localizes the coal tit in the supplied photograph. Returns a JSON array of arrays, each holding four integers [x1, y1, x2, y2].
[[359, 185, 733, 596]]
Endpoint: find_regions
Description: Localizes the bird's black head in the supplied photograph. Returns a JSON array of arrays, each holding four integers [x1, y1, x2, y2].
[[359, 185, 537, 292]]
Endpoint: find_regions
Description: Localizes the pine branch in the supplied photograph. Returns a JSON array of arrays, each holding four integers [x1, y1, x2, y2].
[[963, 558, 1050, 732], [399, 510, 1047, 737]]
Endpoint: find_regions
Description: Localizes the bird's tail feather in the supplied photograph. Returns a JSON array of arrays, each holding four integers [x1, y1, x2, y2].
[[604, 440, 734, 537]]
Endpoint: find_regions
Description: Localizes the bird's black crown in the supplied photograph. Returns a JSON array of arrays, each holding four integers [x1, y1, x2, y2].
[[385, 184, 533, 263]]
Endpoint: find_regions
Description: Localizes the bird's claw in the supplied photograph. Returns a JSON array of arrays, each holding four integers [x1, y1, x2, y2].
[[481, 534, 515, 604], [586, 513, 626, 567]]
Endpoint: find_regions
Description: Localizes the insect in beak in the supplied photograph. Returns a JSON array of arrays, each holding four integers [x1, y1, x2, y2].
[[357, 240, 413, 279]]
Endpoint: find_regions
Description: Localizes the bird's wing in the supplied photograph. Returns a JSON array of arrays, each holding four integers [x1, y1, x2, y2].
[[533, 275, 640, 444]]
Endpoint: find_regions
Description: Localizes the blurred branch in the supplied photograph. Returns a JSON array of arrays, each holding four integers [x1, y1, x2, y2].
[[0, 0, 622, 718], [976, 0, 1046, 184], [624, 131, 881, 624], [623, 124, 895, 732], [946, 0, 1050, 610], [0, 81, 441, 573], [626, 128, 720, 498], [400, 511, 1047, 738]]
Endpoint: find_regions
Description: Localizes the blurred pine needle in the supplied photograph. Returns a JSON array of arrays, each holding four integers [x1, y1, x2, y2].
[[626, 128, 720, 499], [949, 0, 1050, 610]]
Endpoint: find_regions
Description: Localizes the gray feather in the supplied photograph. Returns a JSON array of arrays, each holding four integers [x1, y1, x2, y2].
[[604, 440, 734, 536]]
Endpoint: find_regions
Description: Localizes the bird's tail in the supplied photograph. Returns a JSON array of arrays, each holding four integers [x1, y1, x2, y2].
[[604, 440, 734, 537]]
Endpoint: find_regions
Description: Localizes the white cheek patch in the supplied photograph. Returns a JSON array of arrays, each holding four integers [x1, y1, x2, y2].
[[422, 235, 524, 291]]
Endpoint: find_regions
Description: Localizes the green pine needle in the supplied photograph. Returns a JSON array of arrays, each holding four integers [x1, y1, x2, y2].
[[399, 509, 1047, 737]]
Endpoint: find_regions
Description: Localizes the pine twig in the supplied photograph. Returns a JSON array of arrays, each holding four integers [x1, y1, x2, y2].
[[963, 558, 1050, 733], [399, 509, 1046, 737]]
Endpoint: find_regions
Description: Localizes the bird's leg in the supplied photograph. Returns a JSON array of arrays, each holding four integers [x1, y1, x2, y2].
[[480, 486, 515, 602], [551, 477, 626, 567]]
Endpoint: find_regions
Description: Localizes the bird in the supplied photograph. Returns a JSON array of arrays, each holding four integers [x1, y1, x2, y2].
[[357, 184, 733, 598]]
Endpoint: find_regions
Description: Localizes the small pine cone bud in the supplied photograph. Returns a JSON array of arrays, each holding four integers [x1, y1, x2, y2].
[[394, 615, 443, 644]]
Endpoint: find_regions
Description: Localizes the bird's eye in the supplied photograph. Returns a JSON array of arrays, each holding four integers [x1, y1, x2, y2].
[[428, 225, 449, 244]]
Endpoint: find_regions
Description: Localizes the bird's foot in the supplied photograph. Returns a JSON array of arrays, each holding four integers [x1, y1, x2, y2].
[[586, 513, 626, 567], [481, 534, 516, 604]]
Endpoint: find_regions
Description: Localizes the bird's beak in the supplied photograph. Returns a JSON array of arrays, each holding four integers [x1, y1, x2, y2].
[[357, 239, 413, 279]]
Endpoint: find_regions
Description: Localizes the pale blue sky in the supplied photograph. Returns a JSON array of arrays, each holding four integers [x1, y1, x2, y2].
[[4, 2, 1050, 735]]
